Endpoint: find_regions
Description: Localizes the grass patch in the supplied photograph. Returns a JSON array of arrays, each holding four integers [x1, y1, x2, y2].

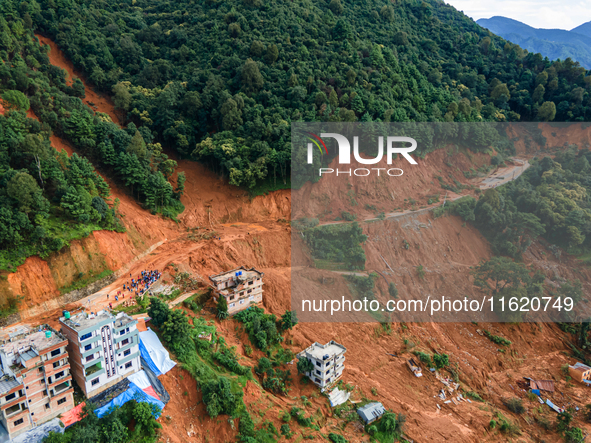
[[248, 176, 291, 197], [58, 269, 113, 295]]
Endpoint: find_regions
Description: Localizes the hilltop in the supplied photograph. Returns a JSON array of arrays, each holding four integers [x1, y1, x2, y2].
[[477, 16, 591, 68]]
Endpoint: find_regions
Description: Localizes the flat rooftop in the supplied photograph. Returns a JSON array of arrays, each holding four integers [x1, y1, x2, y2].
[[0, 376, 21, 395], [210, 267, 262, 283], [60, 310, 112, 332], [114, 314, 136, 329], [0, 329, 65, 356], [305, 341, 346, 360], [571, 362, 591, 372]]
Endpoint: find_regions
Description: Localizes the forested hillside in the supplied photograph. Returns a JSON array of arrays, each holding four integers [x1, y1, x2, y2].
[[438, 143, 591, 264], [12, 0, 590, 190], [0, 14, 183, 271]]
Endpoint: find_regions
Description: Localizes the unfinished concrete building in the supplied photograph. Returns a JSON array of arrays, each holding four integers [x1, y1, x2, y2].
[[0, 326, 74, 440], [209, 266, 264, 315], [297, 340, 346, 389], [59, 310, 141, 398], [569, 362, 591, 384]]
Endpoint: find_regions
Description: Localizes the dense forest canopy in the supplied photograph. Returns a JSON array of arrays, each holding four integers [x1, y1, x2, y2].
[[0, 11, 184, 272], [11, 0, 589, 189]]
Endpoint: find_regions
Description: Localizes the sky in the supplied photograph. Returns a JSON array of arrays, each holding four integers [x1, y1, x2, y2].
[[444, 0, 591, 30]]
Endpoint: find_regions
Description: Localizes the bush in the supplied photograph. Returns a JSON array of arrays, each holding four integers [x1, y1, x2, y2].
[[297, 358, 314, 375], [328, 433, 348, 443], [484, 330, 512, 346], [414, 351, 431, 365], [341, 211, 356, 221], [432, 353, 449, 369], [505, 398, 525, 414], [216, 296, 229, 320], [239, 414, 255, 438], [388, 282, 398, 298]]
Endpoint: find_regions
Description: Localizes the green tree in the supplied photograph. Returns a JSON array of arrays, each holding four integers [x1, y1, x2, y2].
[[242, 58, 263, 91], [217, 296, 229, 320], [161, 308, 190, 346], [148, 297, 170, 326], [132, 401, 162, 439], [538, 101, 556, 121], [127, 131, 148, 159], [265, 44, 279, 64], [329, 0, 344, 15], [112, 82, 132, 111], [255, 357, 272, 374], [1, 90, 29, 110], [432, 353, 449, 369], [7, 171, 43, 214], [280, 310, 298, 331], [297, 357, 314, 374]]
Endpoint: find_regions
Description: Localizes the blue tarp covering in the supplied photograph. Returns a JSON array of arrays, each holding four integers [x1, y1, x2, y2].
[[532, 389, 541, 396], [139, 329, 176, 376], [94, 383, 165, 418], [139, 337, 162, 376]]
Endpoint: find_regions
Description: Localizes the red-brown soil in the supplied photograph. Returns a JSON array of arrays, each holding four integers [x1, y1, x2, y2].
[[5, 36, 591, 443]]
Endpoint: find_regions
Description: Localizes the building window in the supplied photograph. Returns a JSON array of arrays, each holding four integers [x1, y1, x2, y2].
[[45, 403, 50, 410], [123, 349, 131, 357], [57, 398, 66, 406], [239, 299, 244, 304], [38, 367, 43, 372], [80, 332, 92, 341], [53, 361, 60, 368], [316, 370, 321, 375], [314, 378, 321, 383], [91, 378, 100, 386], [13, 418, 24, 427], [85, 355, 94, 362], [125, 362, 132, 369], [247, 289, 252, 294], [55, 371, 64, 379], [121, 338, 129, 346], [84, 344, 92, 351], [50, 349, 60, 357], [5, 392, 16, 402], [230, 303, 235, 308], [316, 362, 321, 367], [249, 296, 254, 301]]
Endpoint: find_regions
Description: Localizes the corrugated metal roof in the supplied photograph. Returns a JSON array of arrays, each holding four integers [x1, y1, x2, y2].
[[357, 402, 386, 424], [0, 377, 21, 395], [19, 349, 38, 361], [530, 379, 555, 392]]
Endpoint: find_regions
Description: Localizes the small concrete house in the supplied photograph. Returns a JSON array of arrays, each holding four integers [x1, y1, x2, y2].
[[357, 402, 386, 425], [569, 362, 591, 383], [59, 310, 141, 398], [297, 341, 346, 388], [209, 267, 264, 315]]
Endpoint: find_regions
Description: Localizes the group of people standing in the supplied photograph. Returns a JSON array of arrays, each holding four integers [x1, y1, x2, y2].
[[107, 269, 162, 308]]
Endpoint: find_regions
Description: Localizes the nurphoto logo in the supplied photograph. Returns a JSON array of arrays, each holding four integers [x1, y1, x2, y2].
[[305, 132, 418, 177]]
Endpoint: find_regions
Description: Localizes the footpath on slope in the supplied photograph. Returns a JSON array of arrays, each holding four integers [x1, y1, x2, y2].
[[5, 36, 289, 327], [320, 158, 530, 227], [13, 35, 532, 326]]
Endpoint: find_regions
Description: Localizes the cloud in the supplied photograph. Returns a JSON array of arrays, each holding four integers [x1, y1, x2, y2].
[[444, 0, 591, 30]]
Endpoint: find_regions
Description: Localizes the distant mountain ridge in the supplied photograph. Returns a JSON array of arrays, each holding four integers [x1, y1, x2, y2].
[[477, 16, 591, 69]]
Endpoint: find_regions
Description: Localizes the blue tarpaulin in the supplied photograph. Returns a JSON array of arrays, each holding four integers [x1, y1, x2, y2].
[[94, 383, 165, 418], [139, 337, 161, 376], [139, 329, 176, 376], [532, 389, 541, 396]]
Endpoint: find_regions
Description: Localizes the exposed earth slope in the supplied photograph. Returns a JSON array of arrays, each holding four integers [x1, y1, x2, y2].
[[4, 36, 591, 443]]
